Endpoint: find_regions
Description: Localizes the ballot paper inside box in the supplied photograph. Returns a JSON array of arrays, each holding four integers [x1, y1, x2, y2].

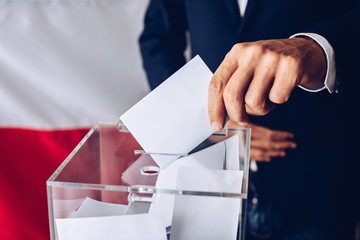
[[47, 122, 251, 240]]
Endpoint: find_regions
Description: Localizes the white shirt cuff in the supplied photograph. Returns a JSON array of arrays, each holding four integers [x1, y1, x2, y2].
[[290, 33, 337, 93]]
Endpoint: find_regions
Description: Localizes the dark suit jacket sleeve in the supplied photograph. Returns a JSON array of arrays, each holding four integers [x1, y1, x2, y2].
[[302, 1, 360, 105], [139, 0, 188, 90]]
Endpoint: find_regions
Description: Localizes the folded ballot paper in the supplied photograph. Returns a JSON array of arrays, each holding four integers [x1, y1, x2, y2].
[[54, 55, 245, 240]]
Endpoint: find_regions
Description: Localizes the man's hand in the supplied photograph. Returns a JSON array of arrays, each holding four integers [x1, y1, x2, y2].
[[208, 37, 327, 131], [228, 121, 296, 162]]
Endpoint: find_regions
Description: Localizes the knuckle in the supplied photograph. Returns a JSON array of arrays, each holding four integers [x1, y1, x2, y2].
[[285, 55, 301, 66], [244, 94, 258, 108], [264, 142, 272, 149], [233, 42, 263, 56], [269, 92, 289, 104], [231, 43, 246, 53], [272, 143, 282, 150], [269, 132, 278, 140], [209, 77, 225, 94], [244, 96, 269, 116], [280, 56, 301, 75], [264, 131, 273, 140], [248, 44, 265, 57], [231, 43, 241, 52], [264, 52, 281, 66]]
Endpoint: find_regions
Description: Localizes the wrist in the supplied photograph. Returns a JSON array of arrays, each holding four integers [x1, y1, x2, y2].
[[290, 33, 337, 93]]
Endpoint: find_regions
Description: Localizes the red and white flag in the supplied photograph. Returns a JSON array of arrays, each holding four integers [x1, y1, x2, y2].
[[0, 1, 150, 239]]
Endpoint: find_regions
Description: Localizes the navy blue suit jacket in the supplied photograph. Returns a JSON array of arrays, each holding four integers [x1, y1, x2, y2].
[[139, 0, 360, 233]]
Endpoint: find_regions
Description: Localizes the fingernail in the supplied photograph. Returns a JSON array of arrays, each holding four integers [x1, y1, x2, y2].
[[211, 121, 222, 131]]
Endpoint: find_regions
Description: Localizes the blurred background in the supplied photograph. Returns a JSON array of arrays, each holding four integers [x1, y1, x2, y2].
[[0, 0, 150, 239]]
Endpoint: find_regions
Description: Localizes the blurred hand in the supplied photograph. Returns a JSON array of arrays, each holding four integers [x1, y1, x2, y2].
[[208, 37, 326, 131], [228, 121, 297, 162]]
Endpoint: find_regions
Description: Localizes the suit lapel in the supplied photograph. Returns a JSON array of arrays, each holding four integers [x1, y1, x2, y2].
[[224, 0, 242, 27], [236, 0, 259, 39]]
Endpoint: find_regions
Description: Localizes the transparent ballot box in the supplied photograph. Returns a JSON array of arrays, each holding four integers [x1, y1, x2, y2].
[[47, 122, 251, 240]]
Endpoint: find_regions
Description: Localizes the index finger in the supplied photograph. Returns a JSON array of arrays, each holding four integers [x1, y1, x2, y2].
[[208, 56, 237, 131]]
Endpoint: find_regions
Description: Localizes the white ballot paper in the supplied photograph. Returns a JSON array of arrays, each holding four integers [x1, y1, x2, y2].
[[119, 55, 214, 168], [170, 195, 241, 240], [56, 213, 167, 240], [169, 138, 243, 240], [70, 197, 129, 218], [176, 167, 243, 193], [52, 198, 86, 219], [149, 134, 243, 231], [148, 138, 225, 227]]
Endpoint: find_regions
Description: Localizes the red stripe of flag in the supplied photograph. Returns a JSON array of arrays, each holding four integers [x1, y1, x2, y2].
[[0, 128, 90, 239]]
